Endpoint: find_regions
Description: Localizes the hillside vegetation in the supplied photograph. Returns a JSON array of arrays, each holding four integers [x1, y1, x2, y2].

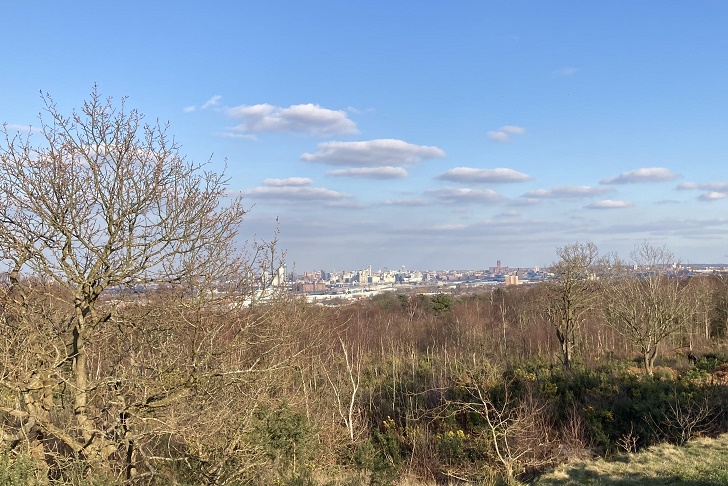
[[2, 91, 728, 485], [4, 283, 728, 485]]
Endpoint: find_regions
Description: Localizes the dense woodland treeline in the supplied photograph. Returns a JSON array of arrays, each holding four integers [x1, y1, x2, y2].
[[2, 89, 728, 485]]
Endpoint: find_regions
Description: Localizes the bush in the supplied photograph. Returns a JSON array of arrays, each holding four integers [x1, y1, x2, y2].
[[0, 450, 38, 485], [253, 402, 317, 479]]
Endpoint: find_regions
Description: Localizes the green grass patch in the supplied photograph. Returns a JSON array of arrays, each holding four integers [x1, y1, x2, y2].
[[534, 433, 728, 485]]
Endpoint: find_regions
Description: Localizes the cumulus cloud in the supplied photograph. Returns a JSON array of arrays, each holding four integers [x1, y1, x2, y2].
[[523, 186, 612, 199], [302, 139, 445, 167], [202, 95, 222, 110], [678, 182, 728, 202], [243, 178, 351, 202], [224, 103, 357, 136], [586, 200, 634, 209], [425, 187, 504, 204], [437, 167, 531, 184], [698, 191, 728, 201], [486, 125, 526, 142], [327, 167, 407, 179], [600, 167, 679, 184], [676, 182, 698, 190]]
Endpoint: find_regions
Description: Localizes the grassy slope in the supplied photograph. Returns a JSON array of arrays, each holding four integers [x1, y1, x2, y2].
[[533, 433, 728, 486]]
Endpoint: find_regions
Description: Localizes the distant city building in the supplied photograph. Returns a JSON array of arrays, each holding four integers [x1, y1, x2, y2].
[[270, 266, 287, 287], [293, 281, 327, 293]]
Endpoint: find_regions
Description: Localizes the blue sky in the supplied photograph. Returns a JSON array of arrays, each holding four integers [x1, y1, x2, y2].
[[3, 2, 728, 272]]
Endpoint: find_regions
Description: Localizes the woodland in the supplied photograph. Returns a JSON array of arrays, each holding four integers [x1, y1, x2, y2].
[[1, 90, 728, 485]]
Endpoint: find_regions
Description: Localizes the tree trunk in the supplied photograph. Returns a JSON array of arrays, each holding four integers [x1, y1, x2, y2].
[[644, 346, 657, 376], [72, 320, 90, 445], [562, 338, 572, 370]]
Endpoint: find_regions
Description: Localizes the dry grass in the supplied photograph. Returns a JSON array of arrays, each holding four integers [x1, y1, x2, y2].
[[533, 433, 728, 485]]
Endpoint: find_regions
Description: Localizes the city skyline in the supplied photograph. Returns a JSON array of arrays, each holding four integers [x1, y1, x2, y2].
[[3, 2, 728, 271]]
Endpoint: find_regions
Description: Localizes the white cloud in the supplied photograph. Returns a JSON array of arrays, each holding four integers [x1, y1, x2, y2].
[[225, 103, 357, 136], [510, 197, 542, 207], [677, 181, 728, 192], [183, 106, 196, 113], [487, 125, 526, 142], [219, 132, 257, 140], [202, 95, 222, 110], [3, 124, 32, 132], [494, 209, 521, 219], [586, 200, 634, 209], [432, 224, 468, 231], [679, 181, 728, 201], [601, 167, 679, 184], [382, 198, 430, 206], [676, 182, 698, 190], [325, 201, 368, 209], [243, 178, 351, 202], [327, 167, 408, 179], [437, 167, 531, 184], [302, 139, 445, 167], [391, 218, 557, 238], [698, 191, 728, 201], [596, 218, 728, 235], [523, 185, 613, 199], [425, 187, 504, 204], [262, 177, 313, 187], [244, 185, 350, 201]]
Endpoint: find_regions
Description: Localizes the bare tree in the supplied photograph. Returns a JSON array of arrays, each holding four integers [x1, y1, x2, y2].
[[325, 337, 363, 443], [709, 275, 728, 340], [447, 375, 556, 484], [543, 241, 601, 369], [0, 88, 290, 481], [647, 394, 717, 446], [683, 276, 713, 347], [603, 242, 689, 376]]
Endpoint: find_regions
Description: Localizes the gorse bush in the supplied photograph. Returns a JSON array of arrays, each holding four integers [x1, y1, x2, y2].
[[0, 449, 38, 486]]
